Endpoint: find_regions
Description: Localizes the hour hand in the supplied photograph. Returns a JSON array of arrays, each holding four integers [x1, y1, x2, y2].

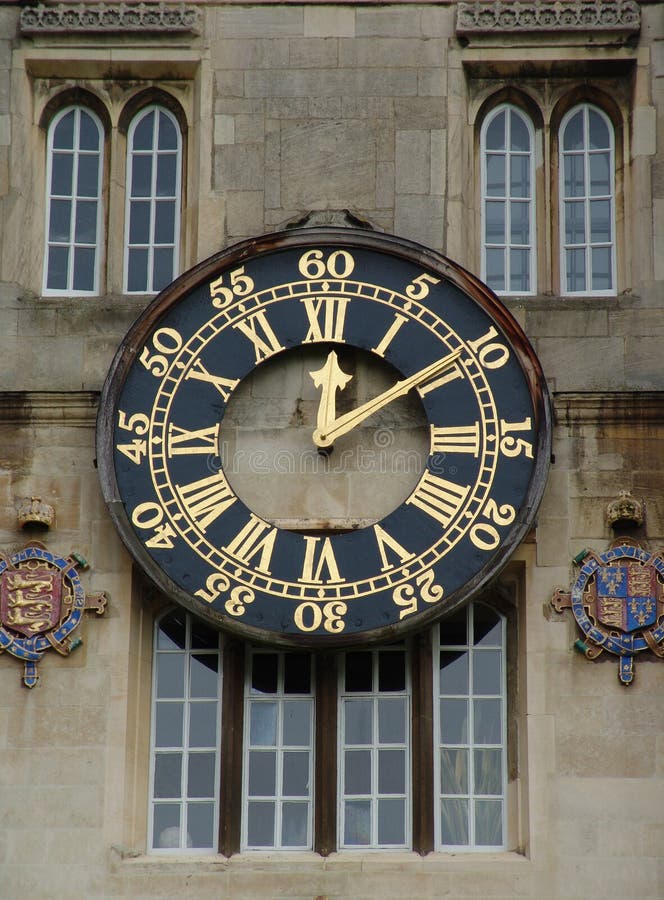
[[309, 350, 353, 435]]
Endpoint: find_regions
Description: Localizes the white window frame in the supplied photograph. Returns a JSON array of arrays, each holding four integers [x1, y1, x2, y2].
[[338, 646, 411, 850], [558, 102, 616, 296], [123, 103, 182, 295], [435, 602, 507, 852], [148, 610, 222, 853], [241, 649, 315, 851], [480, 103, 536, 296], [43, 105, 104, 296]]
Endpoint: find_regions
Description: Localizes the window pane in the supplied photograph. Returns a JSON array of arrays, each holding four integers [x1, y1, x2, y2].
[[565, 201, 586, 244], [474, 698, 502, 744], [250, 701, 278, 746], [510, 155, 529, 198], [440, 747, 468, 794], [474, 748, 503, 796], [252, 653, 278, 693], [51, 153, 73, 196], [189, 702, 217, 748], [590, 199, 611, 243], [190, 654, 218, 698], [485, 154, 505, 197], [590, 152, 610, 195], [473, 650, 502, 695], [154, 200, 175, 244], [378, 650, 405, 692], [344, 800, 371, 845], [133, 111, 155, 150], [73, 247, 95, 291], [589, 109, 609, 149], [49, 199, 71, 242], [440, 610, 467, 646], [187, 802, 215, 849], [564, 155, 585, 197], [154, 752, 182, 798], [77, 154, 99, 197], [378, 798, 405, 845], [131, 155, 153, 197], [282, 802, 308, 847], [190, 619, 218, 650], [153, 804, 180, 848], [510, 201, 529, 244], [153, 247, 174, 292], [441, 798, 468, 845], [282, 699, 312, 746], [439, 650, 468, 695], [158, 111, 178, 149], [509, 112, 529, 152], [378, 697, 406, 744], [378, 748, 405, 794], [127, 247, 148, 292], [247, 801, 275, 846], [591, 248, 612, 292], [157, 153, 177, 197], [248, 750, 277, 796], [53, 110, 75, 149], [187, 752, 216, 798], [283, 750, 310, 796], [74, 200, 97, 243], [473, 606, 502, 647], [563, 110, 584, 151], [129, 201, 151, 244], [344, 699, 373, 744], [284, 653, 311, 694], [475, 800, 503, 846], [510, 249, 530, 293], [485, 112, 505, 150], [155, 702, 184, 747], [158, 612, 186, 649], [440, 698, 468, 743], [345, 749, 372, 795], [485, 248, 505, 291], [156, 653, 185, 699], [345, 651, 372, 691], [566, 248, 586, 292], [485, 201, 505, 243], [79, 111, 100, 151]]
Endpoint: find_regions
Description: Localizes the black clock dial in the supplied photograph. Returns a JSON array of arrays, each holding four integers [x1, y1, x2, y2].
[[97, 228, 551, 645]]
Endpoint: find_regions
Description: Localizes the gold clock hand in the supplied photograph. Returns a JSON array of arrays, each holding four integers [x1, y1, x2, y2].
[[313, 348, 463, 449], [309, 350, 353, 433]]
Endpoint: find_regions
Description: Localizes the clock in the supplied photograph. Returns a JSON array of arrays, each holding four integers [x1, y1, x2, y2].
[[97, 227, 551, 645]]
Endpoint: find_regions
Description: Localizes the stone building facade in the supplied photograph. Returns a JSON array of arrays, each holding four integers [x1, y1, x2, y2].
[[1, 1, 663, 897]]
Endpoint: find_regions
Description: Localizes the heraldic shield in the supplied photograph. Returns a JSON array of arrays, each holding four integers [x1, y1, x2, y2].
[[552, 541, 664, 684], [0, 543, 107, 687]]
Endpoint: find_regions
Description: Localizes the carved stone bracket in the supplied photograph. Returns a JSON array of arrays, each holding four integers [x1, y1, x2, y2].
[[457, 1, 641, 35], [20, 2, 201, 35]]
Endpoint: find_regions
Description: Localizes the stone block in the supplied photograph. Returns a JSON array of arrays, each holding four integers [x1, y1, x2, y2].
[[356, 8, 420, 38], [625, 335, 664, 389], [536, 337, 625, 391], [212, 37, 289, 70], [226, 190, 264, 239], [340, 37, 446, 69], [632, 106, 657, 157], [214, 144, 265, 192], [396, 130, 430, 194], [376, 161, 395, 209], [394, 194, 445, 250], [304, 7, 355, 38], [289, 37, 339, 69], [526, 308, 608, 338], [309, 96, 342, 119], [245, 68, 418, 99], [215, 8, 303, 39], [214, 114, 235, 145]]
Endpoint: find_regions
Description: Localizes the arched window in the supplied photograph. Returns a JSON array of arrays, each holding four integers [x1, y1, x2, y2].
[[481, 104, 536, 295], [436, 602, 506, 850], [43, 105, 104, 295], [559, 103, 616, 295], [124, 105, 182, 294], [149, 610, 222, 852]]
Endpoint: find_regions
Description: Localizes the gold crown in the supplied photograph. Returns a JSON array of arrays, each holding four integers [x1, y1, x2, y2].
[[606, 490, 644, 529], [17, 496, 55, 529]]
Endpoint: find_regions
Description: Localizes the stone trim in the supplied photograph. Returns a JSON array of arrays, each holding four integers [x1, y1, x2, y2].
[[554, 392, 664, 427], [20, 2, 201, 34], [457, 1, 641, 35], [0, 392, 99, 427]]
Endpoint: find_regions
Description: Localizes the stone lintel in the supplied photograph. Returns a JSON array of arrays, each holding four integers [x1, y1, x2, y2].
[[554, 392, 664, 427], [0, 391, 99, 427]]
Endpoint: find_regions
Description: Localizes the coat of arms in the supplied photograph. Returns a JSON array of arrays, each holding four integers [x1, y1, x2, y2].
[[552, 541, 664, 684], [0, 543, 107, 687]]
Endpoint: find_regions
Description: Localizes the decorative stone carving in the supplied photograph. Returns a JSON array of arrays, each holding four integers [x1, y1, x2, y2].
[[457, 1, 641, 34], [606, 490, 645, 530], [16, 497, 55, 531], [20, 2, 201, 35]]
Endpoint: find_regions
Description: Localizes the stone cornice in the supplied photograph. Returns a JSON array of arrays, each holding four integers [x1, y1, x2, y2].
[[20, 2, 201, 34], [0, 392, 99, 427], [457, 1, 641, 35], [554, 392, 664, 427]]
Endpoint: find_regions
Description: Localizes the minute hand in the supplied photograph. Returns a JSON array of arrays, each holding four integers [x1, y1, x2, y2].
[[313, 349, 463, 449]]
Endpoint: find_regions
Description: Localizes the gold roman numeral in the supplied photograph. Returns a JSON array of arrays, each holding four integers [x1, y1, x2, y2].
[[224, 514, 277, 574], [372, 313, 408, 358], [417, 361, 464, 397], [373, 524, 415, 572], [298, 535, 344, 584], [233, 309, 284, 362], [176, 472, 236, 531], [185, 359, 239, 402], [406, 472, 470, 527], [167, 423, 220, 457], [301, 296, 350, 342], [430, 423, 480, 457]]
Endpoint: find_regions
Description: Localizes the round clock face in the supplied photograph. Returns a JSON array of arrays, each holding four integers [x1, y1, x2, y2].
[[97, 228, 551, 645]]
